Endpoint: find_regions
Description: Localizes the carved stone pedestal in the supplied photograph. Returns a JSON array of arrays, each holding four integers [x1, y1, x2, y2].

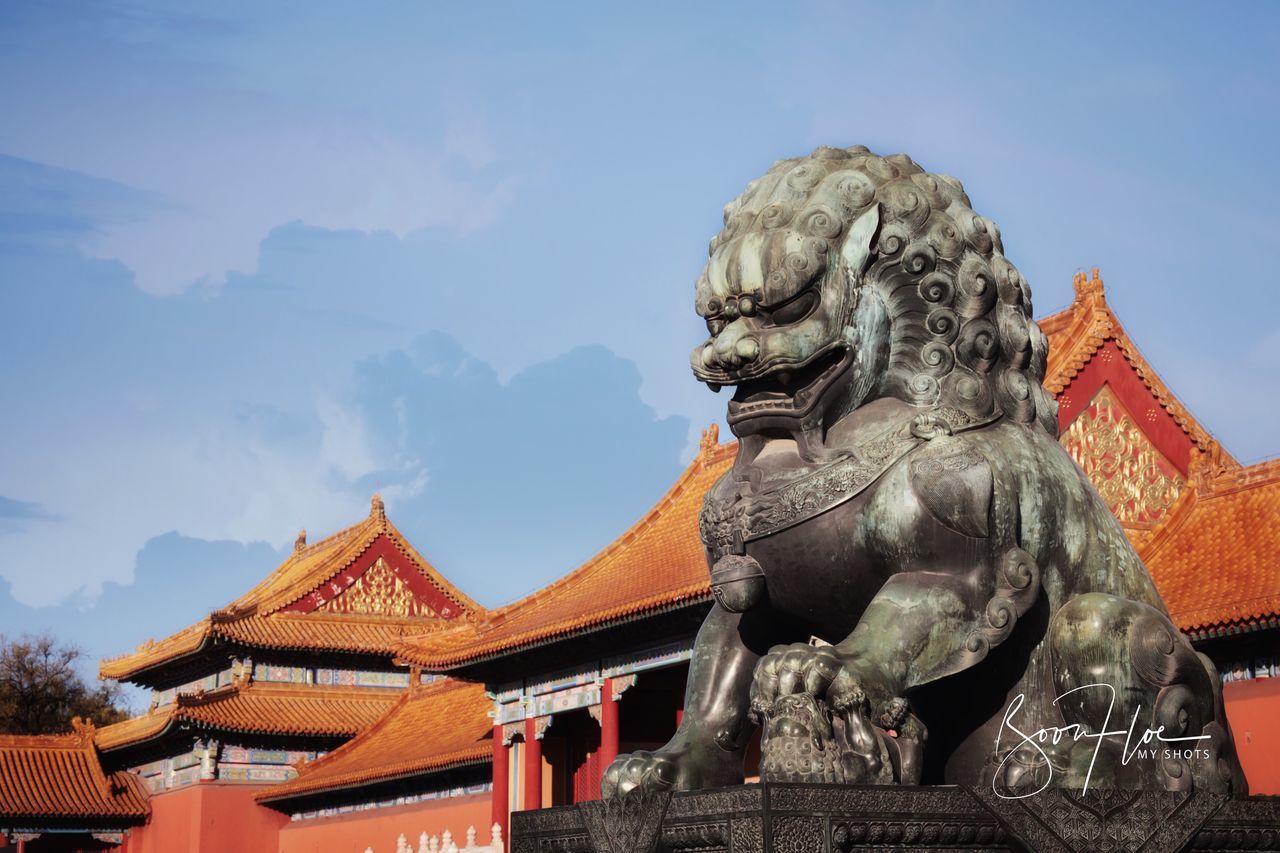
[[511, 784, 1280, 853]]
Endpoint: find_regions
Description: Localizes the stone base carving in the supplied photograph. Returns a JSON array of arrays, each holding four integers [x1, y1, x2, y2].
[[511, 784, 1280, 853]]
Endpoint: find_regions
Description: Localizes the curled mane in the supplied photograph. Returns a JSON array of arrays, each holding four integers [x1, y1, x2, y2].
[[708, 145, 1058, 437]]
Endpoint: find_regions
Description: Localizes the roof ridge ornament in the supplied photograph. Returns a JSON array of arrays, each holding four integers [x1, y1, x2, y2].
[[699, 423, 720, 458], [294, 528, 307, 552], [371, 492, 386, 521], [70, 716, 96, 746], [1072, 266, 1106, 300]]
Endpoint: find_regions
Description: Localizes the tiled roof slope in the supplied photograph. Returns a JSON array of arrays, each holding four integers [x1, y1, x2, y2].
[[395, 431, 737, 669], [0, 721, 149, 822], [256, 679, 490, 804], [1142, 459, 1280, 639], [101, 495, 481, 683], [95, 683, 400, 752]]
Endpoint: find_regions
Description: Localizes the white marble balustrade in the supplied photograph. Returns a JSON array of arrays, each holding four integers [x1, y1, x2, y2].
[[363, 822, 504, 853]]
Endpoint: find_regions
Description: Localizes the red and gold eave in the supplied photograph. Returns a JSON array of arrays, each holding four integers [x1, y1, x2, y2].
[[0, 720, 149, 826], [100, 495, 482, 686], [397, 268, 1280, 671]]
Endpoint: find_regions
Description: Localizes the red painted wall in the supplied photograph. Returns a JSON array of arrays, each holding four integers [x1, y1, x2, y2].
[[122, 783, 287, 853], [276, 793, 491, 853], [1224, 678, 1280, 795]]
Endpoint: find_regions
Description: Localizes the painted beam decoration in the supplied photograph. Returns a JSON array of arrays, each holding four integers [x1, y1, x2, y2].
[[490, 641, 692, 724]]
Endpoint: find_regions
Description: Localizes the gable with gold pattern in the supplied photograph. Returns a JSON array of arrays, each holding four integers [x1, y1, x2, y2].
[[278, 533, 462, 619], [1061, 384, 1185, 527], [1041, 268, 1236, 541], [316, 557, 436, 618]]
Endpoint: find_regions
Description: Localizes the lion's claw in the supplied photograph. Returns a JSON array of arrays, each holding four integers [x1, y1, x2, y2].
[[750, 643, 867, 721], [601, 750, 677, 799]]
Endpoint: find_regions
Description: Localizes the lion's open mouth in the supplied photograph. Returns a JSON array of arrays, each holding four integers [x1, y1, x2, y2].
[[726, 347, 850, 425]]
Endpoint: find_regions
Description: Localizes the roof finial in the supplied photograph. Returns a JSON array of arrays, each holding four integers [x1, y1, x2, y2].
[[371, 492, 386, 520], [699, 423, 720, 457], [294, 528, 307, 552], [1073, 266, 1106, 299], [409, 664, 423, 693], [70, 716, 95, 745]]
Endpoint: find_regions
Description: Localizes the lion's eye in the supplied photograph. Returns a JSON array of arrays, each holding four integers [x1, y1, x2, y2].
[[706, 318, 726, 337], [761, 290, 818, 326]]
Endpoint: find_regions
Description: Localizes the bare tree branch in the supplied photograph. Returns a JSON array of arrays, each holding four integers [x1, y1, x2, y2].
[[0, 633, 129, 734]]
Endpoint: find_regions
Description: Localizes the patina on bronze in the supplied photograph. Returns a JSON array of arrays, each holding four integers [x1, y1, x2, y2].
[[601, 146, 1243, 801]]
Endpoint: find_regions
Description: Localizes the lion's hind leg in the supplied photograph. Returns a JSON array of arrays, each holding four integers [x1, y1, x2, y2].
[[1047, 593, 1237, 793]]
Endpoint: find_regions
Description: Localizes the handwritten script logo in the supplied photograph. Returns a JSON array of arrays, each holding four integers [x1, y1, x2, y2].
[[993, 683, 1209, 799]]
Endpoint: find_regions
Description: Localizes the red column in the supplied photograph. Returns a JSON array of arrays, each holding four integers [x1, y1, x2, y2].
[[523, 716, 543, 810], [600, 677, 620, 772], [492, 724, 509, 838]]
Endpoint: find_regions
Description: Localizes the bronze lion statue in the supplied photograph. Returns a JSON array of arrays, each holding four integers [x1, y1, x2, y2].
[[603, 146, 1242, 799]]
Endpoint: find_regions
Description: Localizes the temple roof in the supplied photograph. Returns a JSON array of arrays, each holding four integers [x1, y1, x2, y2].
[[100, 496, 481, 685], [394, 432, 736, 670], [94, 682, 401, 753], [0, 721, 149, 824], [255, 678, 491, 806], [1142, 459, 1280, 640]]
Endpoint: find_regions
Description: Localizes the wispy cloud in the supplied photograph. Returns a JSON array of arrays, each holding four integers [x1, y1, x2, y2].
[[0, 496, 61, 536]]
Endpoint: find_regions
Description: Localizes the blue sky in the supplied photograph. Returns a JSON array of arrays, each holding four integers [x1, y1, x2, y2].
[[1, 2, 1278, 690]]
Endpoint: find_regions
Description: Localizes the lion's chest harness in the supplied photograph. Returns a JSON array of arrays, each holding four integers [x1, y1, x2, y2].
[[700, 407, 999, 612]]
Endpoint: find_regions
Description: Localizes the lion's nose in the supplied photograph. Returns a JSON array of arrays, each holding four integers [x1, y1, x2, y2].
[[708, 334, 760, 370]]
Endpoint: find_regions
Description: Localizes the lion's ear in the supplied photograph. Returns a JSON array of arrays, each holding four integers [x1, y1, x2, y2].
[[840, 203, 879, 282]]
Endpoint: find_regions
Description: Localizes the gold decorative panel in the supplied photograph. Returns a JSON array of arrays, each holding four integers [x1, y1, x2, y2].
[[319, 558, 437, 618], [1060, 385, 1184, 526]]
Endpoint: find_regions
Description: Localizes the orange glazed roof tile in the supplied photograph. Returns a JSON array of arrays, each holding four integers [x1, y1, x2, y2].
[[100, 496, 482, 683], [1141, 459, 1280, 639], [1038, 267, 1235, 467], [395, 430, 736, 670], [0, 721, 149, 823], [256, 678, 491, 804], [94, 682, 401, 752]]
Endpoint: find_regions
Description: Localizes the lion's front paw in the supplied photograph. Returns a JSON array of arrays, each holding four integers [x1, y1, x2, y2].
[[751, 644, 905, 785], [601, 750, 678, 799], [749, 643, 867, 721]]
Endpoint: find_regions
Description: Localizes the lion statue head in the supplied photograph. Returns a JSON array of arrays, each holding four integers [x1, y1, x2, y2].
[[690, 145, 1058, 446]]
